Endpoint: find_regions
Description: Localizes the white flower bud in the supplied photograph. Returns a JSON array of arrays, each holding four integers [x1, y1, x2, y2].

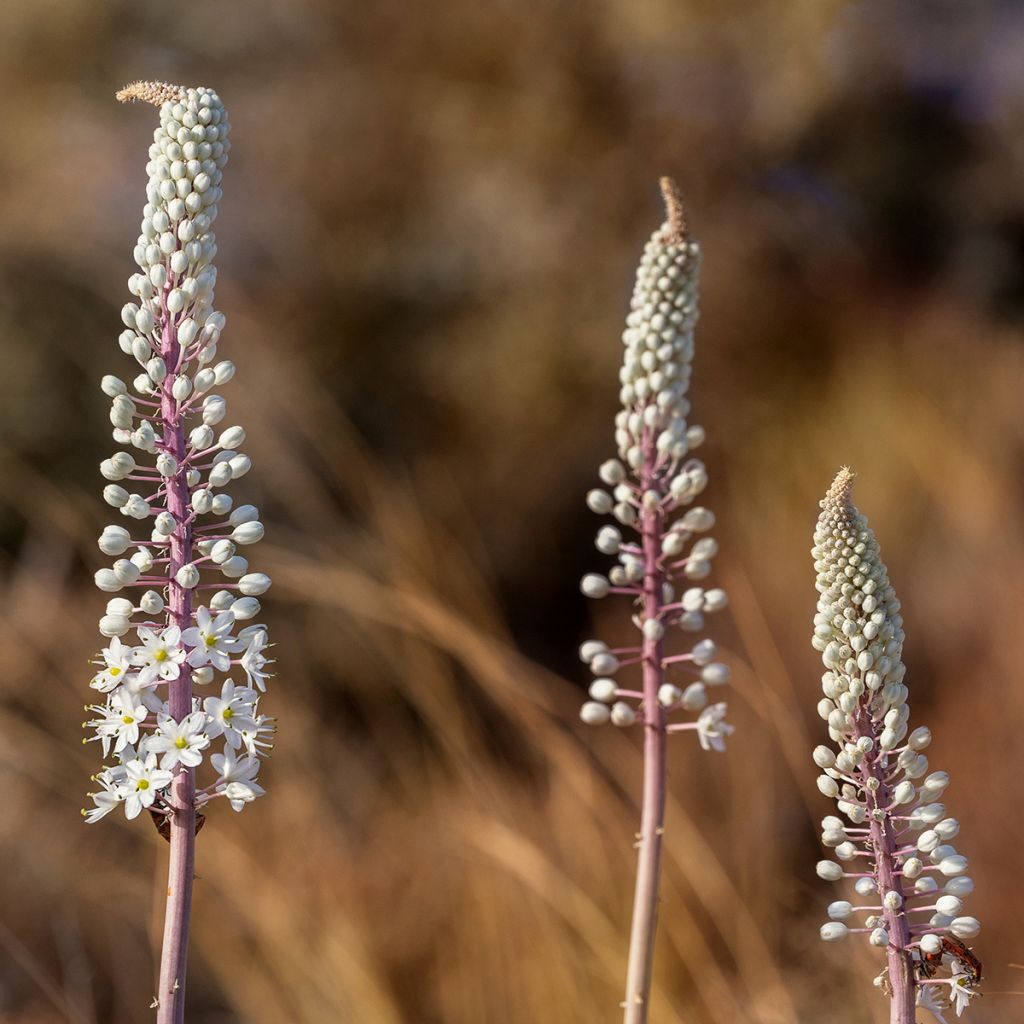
[[580, 702, 611, 726], [827, 901, 852, 920], [98, 614, 130, 637], [210, 539, 236, 564], [812, 746, 836, 769], [219, 425, 245, 449], [220, 555, 248, 578], [202, 395, 227, 425], [816, 861, 843, 882], [171, 375, 193, 401], [590, 653, 619, 675], [94, 569, 122, 592], [658, 683, 682, 708], [103, 484, 130, 508], [175, 564, 201, 588], [701, 662, 730, 685], [586, 489, 614, 514], [817, 775, 839, 798], [98, 525, 131, 555], [820, 922, 848, 942], [231, 597, 261, 620], [589, 679, 618, 703], [610, 702, 636, 727], [229, 454, 251, 479], [949, 917, 980, 939], [580, 574, 611, 599], [209, 462, 233, 487], [140, 590, 164, 615], [231, 521, 264, 545], [868, 928, 888, 947], [156, 453, 178, 477], [101, 375, 128, 397], [238, 573, 271, 596]]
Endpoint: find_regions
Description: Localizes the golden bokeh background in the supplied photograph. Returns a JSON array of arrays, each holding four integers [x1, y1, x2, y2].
[[0, 1, 1020, 1021]]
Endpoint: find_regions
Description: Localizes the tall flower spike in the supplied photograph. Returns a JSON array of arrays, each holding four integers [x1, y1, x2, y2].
[[84, 84, 274, 1024], [812, 470, 980, 1024], [578, 179, 732, 1024]]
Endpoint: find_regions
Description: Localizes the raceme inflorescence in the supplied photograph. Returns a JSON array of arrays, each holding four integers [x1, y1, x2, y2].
[[84, 81, 273, 1022], [577, 178, 732, 1024], [812, 469, 980, 1023]]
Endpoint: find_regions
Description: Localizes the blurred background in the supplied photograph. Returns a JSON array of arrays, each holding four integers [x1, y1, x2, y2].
[[0, 0, 1021, 1021]]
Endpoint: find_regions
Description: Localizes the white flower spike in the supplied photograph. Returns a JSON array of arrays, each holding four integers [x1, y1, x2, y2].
[[576, 179, 731, 1024], [83, 83, 277, 1024], [811, 469, 981, 1023]]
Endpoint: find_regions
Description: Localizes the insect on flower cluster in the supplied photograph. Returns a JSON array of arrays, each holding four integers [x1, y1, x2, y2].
[[83, 82, 274, 828], [577, 179, 732, 751], [812, 469, 980, 1020]]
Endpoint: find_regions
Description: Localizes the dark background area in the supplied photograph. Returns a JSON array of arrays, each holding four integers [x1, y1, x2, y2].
[[0, 1, 1022, 1021]]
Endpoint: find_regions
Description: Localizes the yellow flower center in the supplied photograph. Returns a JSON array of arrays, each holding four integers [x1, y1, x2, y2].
[[223, 708, 234, 722], [154, 649, 168, 662], [175, 737, 188, 749], [205, 634, 218, 648], [122, 715, 135, 725], [110, 667, 122, 676], [137, 779, 150, 791]]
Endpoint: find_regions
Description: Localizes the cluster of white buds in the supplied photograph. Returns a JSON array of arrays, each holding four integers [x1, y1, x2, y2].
[[577, 179, 731, 751], [812, 469, 979, 1021], [84, 84, 274, 827]]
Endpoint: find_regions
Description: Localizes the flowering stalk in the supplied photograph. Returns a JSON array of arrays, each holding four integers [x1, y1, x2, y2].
[[577, 179, 732, 1023], [84, 82, 275, 1023], [812, 469, 981, 1023]]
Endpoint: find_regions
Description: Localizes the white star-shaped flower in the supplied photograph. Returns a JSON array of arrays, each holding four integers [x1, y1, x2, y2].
[[203, 680, 257, 748], [183, 607, 241, 672], [148, 711, 211, 770], [133, 624, 186, 682], [83, 766, 128, 823], [90, 636, 136, 692], [123, 754, 173, 820]]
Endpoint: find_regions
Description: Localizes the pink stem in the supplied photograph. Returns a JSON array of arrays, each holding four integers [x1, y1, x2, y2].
[[856, 710, 915, 1023], [622, 432, 667, 1024], [155, 289, 197, 1024]]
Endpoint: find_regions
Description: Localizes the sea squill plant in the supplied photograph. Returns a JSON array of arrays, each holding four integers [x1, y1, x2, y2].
[[812, 469, 981, 1023], [577, 178, 733, 1023], [83, 82, 274, 1023]]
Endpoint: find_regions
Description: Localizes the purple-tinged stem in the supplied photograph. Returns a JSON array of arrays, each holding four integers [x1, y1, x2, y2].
[[155, 288, 196, 1024], [622, 432, 667, 1024], [856, 710, 915, 1024]]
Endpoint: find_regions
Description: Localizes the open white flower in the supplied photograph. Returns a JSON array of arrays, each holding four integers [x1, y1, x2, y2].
[[238, 627, 272, 691], [123, 754, 173, 820], [950, 965, 978, 1017], [695, 702, 733, 752], [211, 745, 266, 811], [183, 607, 241, 672], [203, 679, 257, 748], [133, 624, 186, 682], [91, 636, 136, 692], [148, 711, 211, 770], [916, 984, 951, 1024], [83, 767, 127, 823], [88, 690, 149, 756]]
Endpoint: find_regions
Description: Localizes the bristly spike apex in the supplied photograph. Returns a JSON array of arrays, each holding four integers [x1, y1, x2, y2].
[[115, 81, 188, 106], [658, 176, 687, 245]]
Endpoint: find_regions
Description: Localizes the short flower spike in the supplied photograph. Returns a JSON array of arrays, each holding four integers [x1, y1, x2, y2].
[[812, 469, 981, 1023]]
